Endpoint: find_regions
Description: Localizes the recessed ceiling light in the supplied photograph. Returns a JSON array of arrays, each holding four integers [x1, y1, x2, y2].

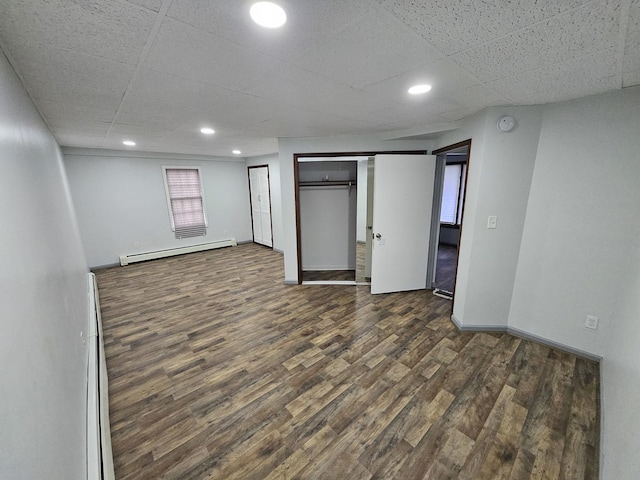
[[408, 84, 432, 95], [232, 150, 242, 155], [200, 127, 215, 135], [122, 140, 136, 146], [250, 2, 287, 28]]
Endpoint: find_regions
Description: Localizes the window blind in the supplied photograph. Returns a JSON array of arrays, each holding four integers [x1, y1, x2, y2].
[[164, 168, 207, 239], [440, 164, 462, 224]]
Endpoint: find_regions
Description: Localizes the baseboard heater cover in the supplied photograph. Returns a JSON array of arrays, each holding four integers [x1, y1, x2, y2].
[[87, 273, 115, 480], [119, 238, 237, 266]]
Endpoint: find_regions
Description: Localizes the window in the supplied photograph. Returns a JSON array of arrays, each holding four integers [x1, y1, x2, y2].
[[440, 163, 466, 225], [163, 167, 207, 239]]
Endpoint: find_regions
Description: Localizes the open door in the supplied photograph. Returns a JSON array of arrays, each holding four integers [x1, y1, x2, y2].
[[370, 154, 436, 294]]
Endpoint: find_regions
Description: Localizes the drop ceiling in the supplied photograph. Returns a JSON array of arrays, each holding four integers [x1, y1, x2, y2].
[[0, 0, 638, 157]]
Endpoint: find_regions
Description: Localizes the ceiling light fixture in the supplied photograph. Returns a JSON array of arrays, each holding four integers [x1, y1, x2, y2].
[[232, 150, 242, 155], [408, 84, 432, 95], [200, 127, 215, 135], [250, 2, 287, 28], [122, 140, 136, 146]]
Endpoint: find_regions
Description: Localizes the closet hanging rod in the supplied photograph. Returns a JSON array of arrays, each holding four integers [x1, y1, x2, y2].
[[299, 181, 357, 187]]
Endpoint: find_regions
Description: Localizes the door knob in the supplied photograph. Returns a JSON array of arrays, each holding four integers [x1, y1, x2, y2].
[[375, 233, 382, 239]]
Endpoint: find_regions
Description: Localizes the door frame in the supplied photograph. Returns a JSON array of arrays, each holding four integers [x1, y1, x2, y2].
[[247, 164, 274, 248], [293, 150, 428, 284], [430, 139, 472, 306]]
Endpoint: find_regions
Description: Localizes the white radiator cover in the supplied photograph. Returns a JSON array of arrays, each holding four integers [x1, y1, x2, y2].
[[87, 273, 115, 480], [119, 238, 237, 266]]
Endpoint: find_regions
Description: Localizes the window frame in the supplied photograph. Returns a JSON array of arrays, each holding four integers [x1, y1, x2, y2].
[[162, 166, 208, 236]]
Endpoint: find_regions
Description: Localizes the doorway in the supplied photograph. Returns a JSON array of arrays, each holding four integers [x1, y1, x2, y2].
[[248, 165, 273, 248], [296, 156, 366, 284], [293, 150, 435, 292], [431, 140, 471, 301]]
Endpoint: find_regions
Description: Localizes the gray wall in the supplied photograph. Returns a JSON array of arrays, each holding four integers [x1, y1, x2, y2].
[[0, 51, 89, 479], [64, 150, 253, 267], [300, 186, 357, 270]]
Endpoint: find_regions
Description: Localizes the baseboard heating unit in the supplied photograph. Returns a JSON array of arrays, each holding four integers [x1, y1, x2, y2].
[[119, 238, 237, 266], [87, 273, 115, 480]]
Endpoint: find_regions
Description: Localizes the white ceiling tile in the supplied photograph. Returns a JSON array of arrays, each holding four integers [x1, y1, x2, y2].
[[367, 103, 448, 129], [485, 47, 620, 104], [240, 65, 354, 109], [437, 106, 486, 122], [451, 0, 621, 82], [361, 59, 480, 104], [23, 75, 124, 113], [291, 8, 443, 88], [125, 0, 164, 13], [38, 100, 117, 124], [623, 0, 640, 75], [142, 17, 286, 90], [55, 134, 110, 148], [7, 48, 134, 95], [375, 0, 592, 55], [0, 0, 156, 65], [166, 0, 376, 62], [439, 85, 510, 109]]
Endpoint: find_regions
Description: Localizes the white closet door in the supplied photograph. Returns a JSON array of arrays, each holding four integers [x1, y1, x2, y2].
[[249, 166, 272, 247], [370, 154, 436, 294]]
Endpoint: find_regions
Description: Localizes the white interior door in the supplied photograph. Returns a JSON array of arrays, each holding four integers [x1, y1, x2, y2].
[[370, 154, 436, 294], [258, 168, 272, 246], [249, 166, 272, 247]]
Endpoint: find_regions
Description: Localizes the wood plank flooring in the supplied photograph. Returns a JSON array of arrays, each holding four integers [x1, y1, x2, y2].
[[434, 243, 457, 294], [94, 243, 600, 480]]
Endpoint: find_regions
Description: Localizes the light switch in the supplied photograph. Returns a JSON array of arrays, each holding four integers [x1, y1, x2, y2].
[[487, 216, 498, 229]]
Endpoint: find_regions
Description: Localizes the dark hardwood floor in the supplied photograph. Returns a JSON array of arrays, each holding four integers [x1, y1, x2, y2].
[[94, 243, 600, 479], [434, 244, 458, 293], [303, 270, 356, 282]]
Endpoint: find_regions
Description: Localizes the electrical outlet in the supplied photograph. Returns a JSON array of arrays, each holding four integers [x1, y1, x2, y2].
[[80, 331, 85, 345], [585, 315, 599, 330], [487, 216, 498, 229]]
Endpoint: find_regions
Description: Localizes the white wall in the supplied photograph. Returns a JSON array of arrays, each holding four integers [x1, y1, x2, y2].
[[433, 106, 543, 328], [278, 134, 433, 282], [300, 186, 357, 270], [64, 150, 253, 267], [0, 51, 89, 479], [246, 153, 283, 252]]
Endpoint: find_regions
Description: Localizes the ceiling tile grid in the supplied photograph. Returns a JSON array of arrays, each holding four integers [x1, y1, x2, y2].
[[0, 0, 637, 156]]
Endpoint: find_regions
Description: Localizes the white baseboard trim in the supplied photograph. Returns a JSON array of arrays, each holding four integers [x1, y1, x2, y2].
[[284, 280, 298, 285], [450, 315, 602, 362]]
